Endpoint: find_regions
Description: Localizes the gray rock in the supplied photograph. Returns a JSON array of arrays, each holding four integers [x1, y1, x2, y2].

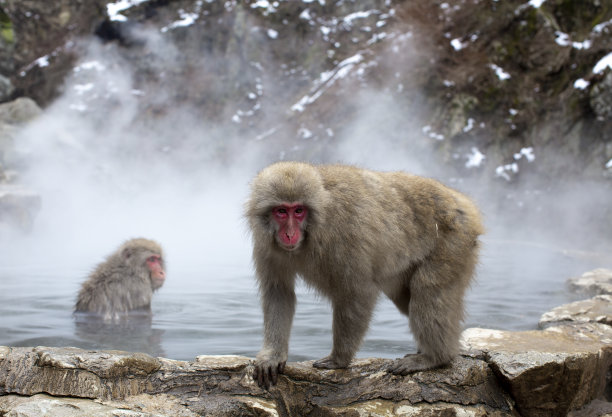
[[0, 185, 42, 232], [0, 393, 199, 417], [0, 74, 13, 102], [591, 71, 612, 120], [567, 268, 612, 296], [0, 97, 41, 124], [568, 399, 612, 417], [461, 322, 612, 417], [539, 295, 612, 327]]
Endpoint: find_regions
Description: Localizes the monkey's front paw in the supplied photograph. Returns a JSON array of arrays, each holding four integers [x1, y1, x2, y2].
[[253, 359, 286, 389], [387, 354, 444, 375], [312, 356, 348, 369]]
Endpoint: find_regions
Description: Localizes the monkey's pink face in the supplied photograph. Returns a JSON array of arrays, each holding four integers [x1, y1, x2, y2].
[[146, 255, 166, 289], [272, 204, 308, 251]]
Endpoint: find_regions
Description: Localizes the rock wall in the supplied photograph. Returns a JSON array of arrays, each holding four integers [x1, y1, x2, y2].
[[0, 0, 611, 181]]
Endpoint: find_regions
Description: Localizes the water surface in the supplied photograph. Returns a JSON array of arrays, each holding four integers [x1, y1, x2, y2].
[[0, 238, 599, 362]]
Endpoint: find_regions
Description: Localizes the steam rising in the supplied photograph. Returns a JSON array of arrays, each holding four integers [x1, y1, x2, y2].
[[3, 31, 434, 273], [2, 27, 611, 284], [4, 35, 265, 276]]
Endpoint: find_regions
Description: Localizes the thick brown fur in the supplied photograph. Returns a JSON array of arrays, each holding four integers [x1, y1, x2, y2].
[[246, 162, 484, 388], [74, 238, 166, 322]]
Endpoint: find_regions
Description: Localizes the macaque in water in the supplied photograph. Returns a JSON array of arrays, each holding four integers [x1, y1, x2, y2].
[[246, 162, 483, 388], [75, 238, 166, 321]]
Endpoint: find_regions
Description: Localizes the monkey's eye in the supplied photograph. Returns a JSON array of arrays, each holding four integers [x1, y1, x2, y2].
[[294, 206, 307, 219], [147, 255, 161, 263], [273, 207, 288, 219]]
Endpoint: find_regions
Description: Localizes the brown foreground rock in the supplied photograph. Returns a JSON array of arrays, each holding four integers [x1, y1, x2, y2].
[[462, 323, 612, 417], [0, 327, 610, 417], [0, 346, 514, 416]]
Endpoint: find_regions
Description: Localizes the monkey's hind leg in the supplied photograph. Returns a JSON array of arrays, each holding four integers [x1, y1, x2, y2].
[[387, 261, 471, 375]]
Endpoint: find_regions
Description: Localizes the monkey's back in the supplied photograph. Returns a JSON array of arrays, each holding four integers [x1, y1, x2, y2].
[[307, 165, 483, 280], [75, 262, 153, 316]]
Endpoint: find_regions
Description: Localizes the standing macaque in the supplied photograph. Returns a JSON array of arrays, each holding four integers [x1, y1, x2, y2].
[[246, 162, 483, 388], [75, 238, 166, 321]]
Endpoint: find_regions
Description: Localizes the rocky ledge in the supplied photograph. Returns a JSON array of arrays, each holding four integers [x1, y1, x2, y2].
[[0, 269, 611, 417]]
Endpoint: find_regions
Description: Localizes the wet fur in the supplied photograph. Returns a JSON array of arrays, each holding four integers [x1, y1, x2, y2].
[[74, 238, 165, 322]]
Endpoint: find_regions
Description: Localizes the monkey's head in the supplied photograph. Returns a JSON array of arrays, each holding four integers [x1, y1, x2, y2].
[[120, 238, 166, 290], [247, 162, 331, 252]]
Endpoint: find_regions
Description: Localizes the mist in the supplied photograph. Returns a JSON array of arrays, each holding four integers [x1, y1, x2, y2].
[[0, 31, 445, 274], [1, 22, 610, 288], [3, 34, 610, 279]]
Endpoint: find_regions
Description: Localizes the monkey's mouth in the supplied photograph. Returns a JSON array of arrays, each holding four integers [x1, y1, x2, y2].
[[279, 243, 299, 251]]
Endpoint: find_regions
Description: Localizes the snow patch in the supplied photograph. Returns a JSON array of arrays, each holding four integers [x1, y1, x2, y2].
[[74, 61, 106, 73], [465, 147, 485, 168], [495, 163, 518, 181], [594, 52, 612, 74], [528, 0, 545, 8], [554, 31, 591, 49], [514, 147, 535, 162], [299, 9, 312, 20], [463, 118, 475, 133], [489, 64, 510, 80], [291, 53, 364, 112], [574, 78, 589, 90], [450, 38, 465, 51], [250, 0, 278, 14], [606, 159, 612, 169], [422, 125, 444, 141], [298, 127, 313, 139], [107, 0, 150, 22], [593, 19, 612, 34], [161, 9, 199, 32], [343, 10, 378, 25], [74, 83, 95, 95], [34, 56, 50, 68]]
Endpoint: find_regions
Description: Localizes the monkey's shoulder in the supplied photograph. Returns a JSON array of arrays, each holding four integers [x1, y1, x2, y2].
[[85, 266, 150, 287]]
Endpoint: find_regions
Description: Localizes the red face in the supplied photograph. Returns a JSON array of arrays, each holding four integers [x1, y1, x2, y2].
[[272, 203, 308, 251], [146, 255, 166, 289]]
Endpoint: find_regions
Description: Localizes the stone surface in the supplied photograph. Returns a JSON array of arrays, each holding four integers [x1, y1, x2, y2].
[[591, 71, 612, 120], [0, 185, 41, 232], [0, 74, 13, 102], [0, 97, 42, 230], [0, 393, 199, 417], [462, 323, 612, 417], [2, 328, 612, 416], [568, 399, 612, 417], [567, 268, 612, 296], [539, 295, 612, 327], [0, 97, 41, 124], [0, 346, 515, 416]]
